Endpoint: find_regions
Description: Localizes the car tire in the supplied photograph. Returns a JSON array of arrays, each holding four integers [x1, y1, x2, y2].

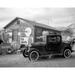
[[63, 49, 71, 58], [29, 50, 39, 61], [23, 50, 28, 58]]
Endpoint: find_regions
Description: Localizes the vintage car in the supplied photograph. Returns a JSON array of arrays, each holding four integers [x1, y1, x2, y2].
[[0, 39, 14, 54], [22, 34, 73, 61]]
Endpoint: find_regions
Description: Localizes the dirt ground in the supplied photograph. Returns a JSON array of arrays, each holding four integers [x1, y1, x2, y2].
[[0, 52, 75, 67]]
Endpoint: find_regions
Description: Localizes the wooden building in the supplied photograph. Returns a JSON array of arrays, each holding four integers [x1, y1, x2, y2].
[[3, 17, 61, 48]]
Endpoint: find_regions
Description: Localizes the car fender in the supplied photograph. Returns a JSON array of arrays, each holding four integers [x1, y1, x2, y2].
[[29, 48, 40, 54], [61, 44, 72, 54]]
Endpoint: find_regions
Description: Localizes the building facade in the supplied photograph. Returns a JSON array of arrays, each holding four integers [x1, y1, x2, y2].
[[3, 17, 61, 48]]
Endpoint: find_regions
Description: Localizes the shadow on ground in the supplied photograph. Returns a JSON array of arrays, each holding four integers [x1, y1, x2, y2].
[[38, 54, 75, 62]]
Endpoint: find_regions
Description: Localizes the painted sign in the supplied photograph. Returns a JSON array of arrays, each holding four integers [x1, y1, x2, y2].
[[20, 27, 33, 45], [25, 27, 32, 37]]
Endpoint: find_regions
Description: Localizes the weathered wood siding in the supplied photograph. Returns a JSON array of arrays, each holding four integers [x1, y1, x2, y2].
[[4, 18, 61, 47], [4, 19, 34, 45]]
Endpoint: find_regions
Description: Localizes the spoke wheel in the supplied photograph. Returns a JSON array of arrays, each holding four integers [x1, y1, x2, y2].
[[64, 49, 71, 58], [29, 51, 39, 61]]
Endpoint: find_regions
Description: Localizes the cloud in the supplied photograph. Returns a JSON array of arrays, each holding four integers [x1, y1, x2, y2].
[[0, 8, 75, 28]]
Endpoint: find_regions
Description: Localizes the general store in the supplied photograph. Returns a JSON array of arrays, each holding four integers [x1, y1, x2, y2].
[[3, 17, 61, 48]]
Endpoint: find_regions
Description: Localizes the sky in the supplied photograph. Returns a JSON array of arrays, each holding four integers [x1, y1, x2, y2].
[[0, 8, 75, 29]]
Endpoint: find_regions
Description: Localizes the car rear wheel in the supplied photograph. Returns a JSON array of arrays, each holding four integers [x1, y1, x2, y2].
[[29, 50, 39, 61], [63, 49, 71, 58]]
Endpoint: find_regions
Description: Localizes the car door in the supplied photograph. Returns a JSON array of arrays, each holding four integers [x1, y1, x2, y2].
[[47, 35, 61, 53]]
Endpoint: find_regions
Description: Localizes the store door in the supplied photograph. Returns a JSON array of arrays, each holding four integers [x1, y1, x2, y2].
[[12, 30, 18, 42]]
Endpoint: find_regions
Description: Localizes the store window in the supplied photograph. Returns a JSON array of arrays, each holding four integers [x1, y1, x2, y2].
[[8, 32, 12, 36], [36, 27, 42, 36], [35, 27, 42, 42], [42, 31, 49, 42], [18, 32, 21, 36], [7, 32, 12, 43]]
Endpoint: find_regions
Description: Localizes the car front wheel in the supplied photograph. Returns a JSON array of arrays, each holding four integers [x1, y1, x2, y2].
[[23, 50, 28, 58], [63, 49, 71, 58], [29, 50, 39, 61]]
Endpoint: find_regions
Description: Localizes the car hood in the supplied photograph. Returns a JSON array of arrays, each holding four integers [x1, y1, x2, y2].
[[31, 42, 46, 47]]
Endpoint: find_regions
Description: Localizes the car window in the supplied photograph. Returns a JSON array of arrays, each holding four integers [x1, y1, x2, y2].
[[56, 36, 60, 42], [47, 36, 61, 43], [48, 36, 56, 43]]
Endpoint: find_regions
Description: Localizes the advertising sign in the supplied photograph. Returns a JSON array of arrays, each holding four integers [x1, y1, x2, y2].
[[20, 27, 33, 45]]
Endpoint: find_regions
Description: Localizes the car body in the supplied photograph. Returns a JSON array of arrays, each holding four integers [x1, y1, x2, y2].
[[23, 34, 72, 61]]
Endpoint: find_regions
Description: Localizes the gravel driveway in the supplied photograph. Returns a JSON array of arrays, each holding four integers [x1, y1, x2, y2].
[[0, 53, 75, 67]]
